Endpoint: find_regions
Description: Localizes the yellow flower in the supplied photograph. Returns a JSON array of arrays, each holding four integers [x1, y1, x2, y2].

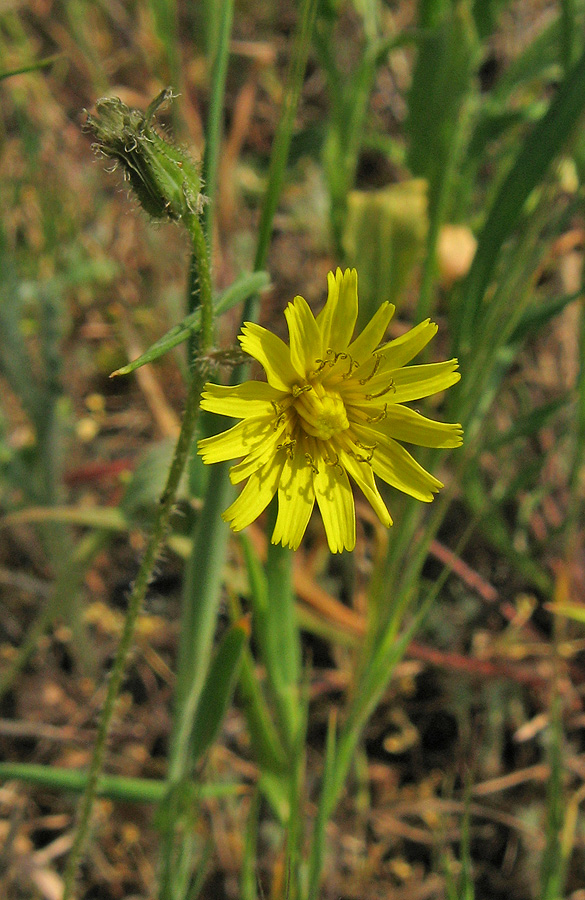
[[198, 269, 462, 553]]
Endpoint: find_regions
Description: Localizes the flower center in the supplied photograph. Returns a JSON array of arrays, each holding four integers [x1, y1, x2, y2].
[[293, 383, 349, 440]]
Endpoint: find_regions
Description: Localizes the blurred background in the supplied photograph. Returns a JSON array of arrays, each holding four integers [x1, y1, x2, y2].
[[1, 1, 585, 898]]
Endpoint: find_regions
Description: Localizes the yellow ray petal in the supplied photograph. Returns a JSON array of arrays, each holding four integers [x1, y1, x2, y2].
[[229, 419, 289, 484], [284, 294, 323, 379], [352, 424, 442, 501], [347, 359, 461, 405], [222, 455, 284, 532], [198, 415, 274, 464], [316, 268, 341, 350], [200, 381, 286, 418], [345, 301, 395, 366], [353, 319, 438, 382], [349, 405, 463, 448], [271, 445, 315, 550], [313, 445, 356, 553], [239, 322, 301, 389], [338, 439, 392, 528], [316, 268, 358, 351]]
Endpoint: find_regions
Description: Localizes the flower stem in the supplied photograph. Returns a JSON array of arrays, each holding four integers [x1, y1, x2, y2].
[[62, 216, 213, 900]]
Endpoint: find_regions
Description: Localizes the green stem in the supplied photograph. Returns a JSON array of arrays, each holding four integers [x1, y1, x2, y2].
[[186, 214, 214, 351], [186, 0, 233, 363], [62, 219, 214, 900], [158, 1, 319, 885], [62, 370, 206, 899]]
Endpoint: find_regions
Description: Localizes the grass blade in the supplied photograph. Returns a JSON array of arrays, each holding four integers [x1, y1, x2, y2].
[[457, 42, 585, 356], [0, 763, 242, 804], [189, 618, 249, 764], [111, 271, 270, 377]]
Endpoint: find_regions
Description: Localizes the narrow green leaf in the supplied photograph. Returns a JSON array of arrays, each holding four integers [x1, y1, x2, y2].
[[548, 603, 585, 625], [510, 289, 582, 344], [111, 271, 269, 376], [257, 771, 289, 825], [485, 396, 569, 449], [465, 103, 547, 166], [472, 0, 508, 40], [490, 17, 560, 104], [189, 619, 249, 763], [253, 0, 319, 272], [540, 696, 567, 898], [241, 791, 260, 900], [237, 647, 288, 774], [307, 714, 337, 900], [1, 506, 128, 531], [0, 762, 242, 804], [465, 480, 552, 593], [240, 533, 299, 754], [457, 43, 585, 355], [407, 1, 478, 218], [0, 55, 61, 80]]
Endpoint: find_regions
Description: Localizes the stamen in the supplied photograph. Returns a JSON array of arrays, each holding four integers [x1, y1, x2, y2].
[[271, 400, 286, 429], [312, 348, 336, 375], [355, 440, 377, 463], [349, 449, 371, 464], [342, 356, 359, 379], [292, 384, 312, 397], [366, 379, 396, 401], [366, 403, 388, 423], [324, 452, 344, 475], [305, 452, 318, 474], [277, 438, 296, 459], [359, 353, 382, 384]]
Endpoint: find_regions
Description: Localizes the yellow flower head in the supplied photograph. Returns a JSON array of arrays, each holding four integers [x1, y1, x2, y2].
[[198, 269, 462, 553]]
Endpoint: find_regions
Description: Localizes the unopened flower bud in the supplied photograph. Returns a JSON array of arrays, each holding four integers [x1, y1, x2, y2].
[[85, 88, 203, 223]]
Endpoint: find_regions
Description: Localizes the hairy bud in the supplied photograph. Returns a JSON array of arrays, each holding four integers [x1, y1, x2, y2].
[[85, 88, 203, 222]]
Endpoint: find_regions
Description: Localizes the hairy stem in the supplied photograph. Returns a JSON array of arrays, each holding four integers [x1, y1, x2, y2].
[[62, 217, 213, 900]]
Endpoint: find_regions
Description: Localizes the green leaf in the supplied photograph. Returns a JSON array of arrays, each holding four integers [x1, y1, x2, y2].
[[457, 42, 585, 356], [490, 17, 561, 104], [472, 0, 509, 40], [240, 533, 299, 754], [465, 103, 547, 167], [406, 1, 479, 219], [548, 603, 585, 625], [0, 762, 241, 804], [307, 713, 337, 900], [111, 271, 270, 376], [241, 791, 260, 900], [540, 696, 567, 898], [120, 438, 192, 520], [236, 646, 288, 774], [189, 619, 249, 763], [1, 505, 128, 531], [485, 396, 570, 449], [0, 55, 61, 80], [510, 289, 582, 344], [257, 771, 290, 825]]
